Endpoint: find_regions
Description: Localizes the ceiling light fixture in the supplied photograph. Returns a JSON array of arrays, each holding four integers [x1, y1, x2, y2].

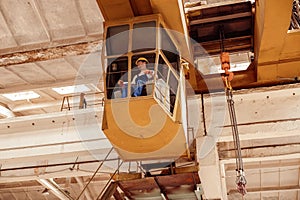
[[52, 84, 91, 95], [2, 91, 40, 101], [0, 104, 14, 118]]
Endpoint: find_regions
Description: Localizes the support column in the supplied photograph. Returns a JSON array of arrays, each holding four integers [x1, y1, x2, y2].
[[197, 137, 225, 200]]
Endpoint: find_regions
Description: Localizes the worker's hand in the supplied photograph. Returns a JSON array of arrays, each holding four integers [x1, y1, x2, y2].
[[144, 70, 153, 74], [118, 80, 124, 87]]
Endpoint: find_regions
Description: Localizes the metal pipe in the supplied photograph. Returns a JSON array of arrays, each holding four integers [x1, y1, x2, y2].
[[75, 147, 114, 200], [0, 158, 119, 172], [75, 177, 93, 200], [38, 179, 73, 200], [200, 93, 207, 136], [96, 160, 124, 199]]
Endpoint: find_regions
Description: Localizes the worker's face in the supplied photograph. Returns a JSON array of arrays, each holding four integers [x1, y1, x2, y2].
[[137, 61, 147, 70]]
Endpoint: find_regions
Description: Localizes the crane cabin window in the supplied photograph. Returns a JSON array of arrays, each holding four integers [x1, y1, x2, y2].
[[131, 54, 156, 97], [160, 26, 180, 72], [106, 25, 129, 56], [106, 57, 129, 99], [132, 21, 156, 52], [155, 55, 179, 115]]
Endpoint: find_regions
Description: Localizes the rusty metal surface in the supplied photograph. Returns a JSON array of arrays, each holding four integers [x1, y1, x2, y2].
[[116, 172, 201, 199]]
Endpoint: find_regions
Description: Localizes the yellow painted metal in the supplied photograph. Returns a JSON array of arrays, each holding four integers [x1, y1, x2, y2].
[[256, 0, 293, 64], [281, 31, 300, 60], [151, 0, 199, 89], [96, 0, 134, 20], [152, 0, 192, 58], [102, 97, 187, 161], [97, 0, 199, 90], [255, 0, 300, 81], [98, 1, 193, 161]]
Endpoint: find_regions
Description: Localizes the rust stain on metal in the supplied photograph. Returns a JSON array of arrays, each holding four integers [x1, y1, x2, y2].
[[0, 40, 102, 67]]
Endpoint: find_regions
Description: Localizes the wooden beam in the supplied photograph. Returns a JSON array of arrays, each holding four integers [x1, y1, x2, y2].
[[174, 165, 199, 174], [99, 182, 118, 200], [155, 172, 200, 187]]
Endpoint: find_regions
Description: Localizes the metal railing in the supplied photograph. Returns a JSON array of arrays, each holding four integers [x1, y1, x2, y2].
[[60, 92, 104, 111]]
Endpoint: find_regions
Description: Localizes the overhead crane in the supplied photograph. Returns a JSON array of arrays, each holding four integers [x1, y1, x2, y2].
[[92, 0, 247, 199], [92, 0, 204, 199], [97, 0, 200, 162]]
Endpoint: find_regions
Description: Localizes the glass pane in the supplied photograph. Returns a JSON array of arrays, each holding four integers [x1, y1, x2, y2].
[[132, 21, 156, 52], [106, 57, 129, 99], [169, 71, 178, 114], [160, 26, 177, 55], [106, 25, 129, 55], [155, 55, 178, 115], [289, 0, 300, 30], [169, 72, 178, 95], [160, 25, 180, 72], [157, 56, 168, 82]]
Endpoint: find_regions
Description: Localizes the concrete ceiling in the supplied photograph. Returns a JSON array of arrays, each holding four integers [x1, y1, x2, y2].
[[0, 0, 104, 118], [0, 0, 299, 200]]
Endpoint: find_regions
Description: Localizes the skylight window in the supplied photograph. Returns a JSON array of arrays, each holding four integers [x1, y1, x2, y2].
[[2, 91, 40, 101], [195, 52, 252, 75], [52, 84, 90, 95]]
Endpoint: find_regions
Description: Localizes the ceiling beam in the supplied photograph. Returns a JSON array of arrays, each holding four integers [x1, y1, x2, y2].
[[1, 168, 112, 184], [194, 36, 252, 56], [189, 11, 252, 25], [218, 135, 300, 151], [0, 5, 18, 46], [24, 191, 33, 200], [29, 0, 51, 42], [0, 76, 104, 94], [219, 143, 300, 160], [185, 0, 251, 12], [10, 190, 18, 200], [11, 93, 104, 112], [0, 40, 102, 67], [225, 159, 300, 171], [229, 185, 300, 194], [220, 153, 300, 166]]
